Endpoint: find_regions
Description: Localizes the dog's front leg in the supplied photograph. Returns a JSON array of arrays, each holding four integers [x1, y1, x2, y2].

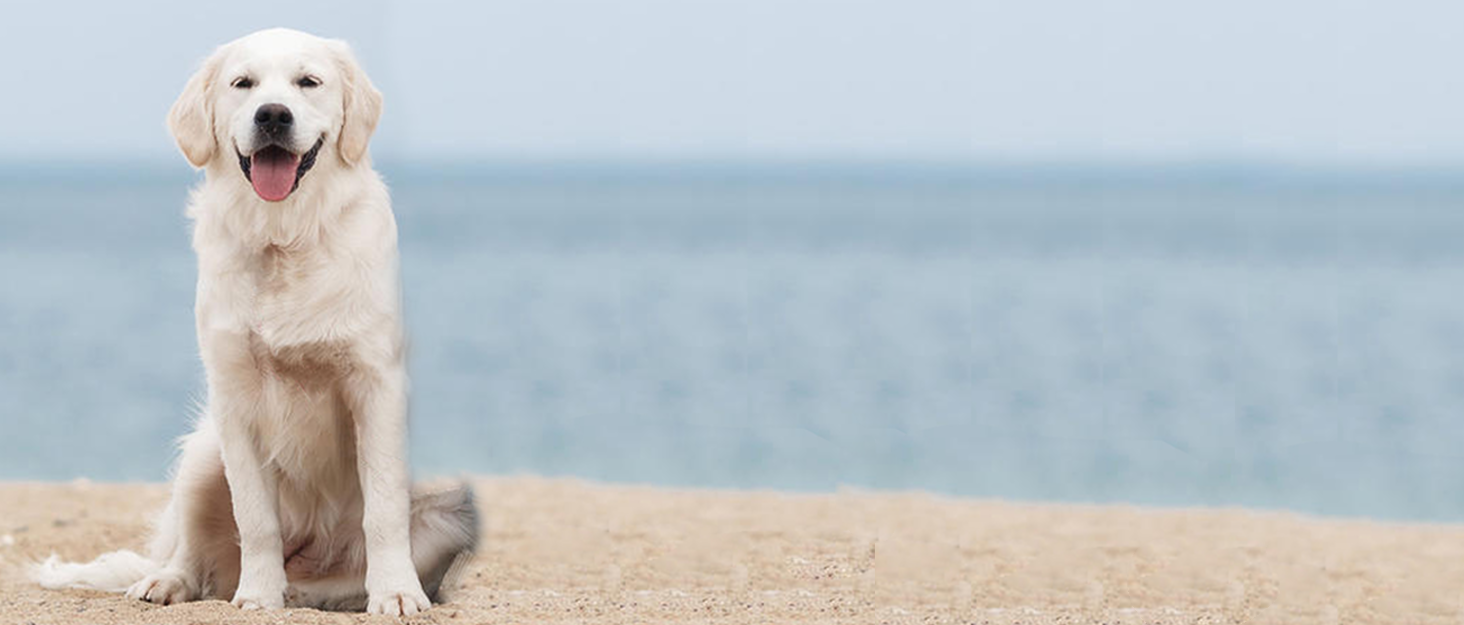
[[350, 362, 431, 616], [205, 331, 288, 610]]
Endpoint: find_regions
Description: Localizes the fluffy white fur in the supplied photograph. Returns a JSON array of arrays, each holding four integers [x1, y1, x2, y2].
[[32, 28, 477, 616]]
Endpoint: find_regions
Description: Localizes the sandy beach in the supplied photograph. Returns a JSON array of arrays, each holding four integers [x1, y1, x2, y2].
[[0, 477, 1459, 624]]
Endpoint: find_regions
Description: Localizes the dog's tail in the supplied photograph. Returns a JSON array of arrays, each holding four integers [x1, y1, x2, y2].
[[30, 550, 157, 593]]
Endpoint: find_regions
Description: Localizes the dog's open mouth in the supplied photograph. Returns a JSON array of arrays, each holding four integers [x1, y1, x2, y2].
[[237, 138, 324, 202]]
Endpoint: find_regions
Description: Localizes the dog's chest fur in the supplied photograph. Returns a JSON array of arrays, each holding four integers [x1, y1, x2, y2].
[[245, 243, 363, 489], [251, 242, 360, 347]]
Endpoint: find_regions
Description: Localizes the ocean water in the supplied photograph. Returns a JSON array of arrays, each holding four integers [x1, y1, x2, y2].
[[4, 165, 1464, 521]]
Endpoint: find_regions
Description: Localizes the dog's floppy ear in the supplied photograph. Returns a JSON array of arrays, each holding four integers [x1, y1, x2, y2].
[[168, 49, 223, 168], [332, 41, 383, 166]]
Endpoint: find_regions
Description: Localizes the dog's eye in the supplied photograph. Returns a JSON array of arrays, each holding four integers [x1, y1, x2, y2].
[[231, 77, 254, 89], [296, 76, 321, 89]]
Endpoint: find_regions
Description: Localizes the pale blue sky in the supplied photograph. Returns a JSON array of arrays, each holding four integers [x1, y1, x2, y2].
[[1, 0, 1461, 165]]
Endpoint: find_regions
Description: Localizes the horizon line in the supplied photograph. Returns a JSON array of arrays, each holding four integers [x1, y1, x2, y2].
[[3, 157, 1464, 186]]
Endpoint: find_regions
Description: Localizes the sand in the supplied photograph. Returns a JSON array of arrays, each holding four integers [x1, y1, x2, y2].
[[0, 478, 1461, 624]]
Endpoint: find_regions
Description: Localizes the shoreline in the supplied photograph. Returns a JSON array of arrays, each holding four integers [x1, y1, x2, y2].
[[1, 477, 1459, 624]]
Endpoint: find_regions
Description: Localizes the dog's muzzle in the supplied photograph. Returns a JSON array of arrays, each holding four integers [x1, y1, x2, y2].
[[237, 138, 323, 202]]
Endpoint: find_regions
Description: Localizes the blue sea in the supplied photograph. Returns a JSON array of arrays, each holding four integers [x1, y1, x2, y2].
[[4, 163, 1464, 522]]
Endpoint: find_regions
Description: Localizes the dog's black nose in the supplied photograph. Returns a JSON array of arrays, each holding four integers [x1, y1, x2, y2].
[[253, 104, 293, 135]]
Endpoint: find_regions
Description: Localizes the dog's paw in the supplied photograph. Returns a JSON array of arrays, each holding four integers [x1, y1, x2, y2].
[[231, 584, 286, 610], [126, 569, 197, 606], [366, 584, 432, 616], [231, 594, 285, 610]]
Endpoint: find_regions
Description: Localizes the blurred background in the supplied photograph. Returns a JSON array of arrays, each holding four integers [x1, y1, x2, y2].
[[4, 0, 1464, 521]]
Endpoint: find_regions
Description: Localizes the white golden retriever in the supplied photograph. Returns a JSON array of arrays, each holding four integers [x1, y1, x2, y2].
[[33, 28, 478, 616]]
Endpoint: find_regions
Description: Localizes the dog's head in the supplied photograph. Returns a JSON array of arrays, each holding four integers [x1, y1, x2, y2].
[[168, 28, 382, 202]]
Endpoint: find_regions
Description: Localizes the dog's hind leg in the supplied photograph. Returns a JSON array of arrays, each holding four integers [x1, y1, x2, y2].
[[286, 482, 479, 611], [126, 419, 242, 604]]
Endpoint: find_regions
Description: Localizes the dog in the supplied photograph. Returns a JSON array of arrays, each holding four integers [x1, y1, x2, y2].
[[32, 28, 478, 616]]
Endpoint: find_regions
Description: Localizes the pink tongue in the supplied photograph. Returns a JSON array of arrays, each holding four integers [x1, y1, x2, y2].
[[250, 150, 300, 201]]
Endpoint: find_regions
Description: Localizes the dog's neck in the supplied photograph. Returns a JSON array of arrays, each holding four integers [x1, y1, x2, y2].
[[194, 158, 378, 251]]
